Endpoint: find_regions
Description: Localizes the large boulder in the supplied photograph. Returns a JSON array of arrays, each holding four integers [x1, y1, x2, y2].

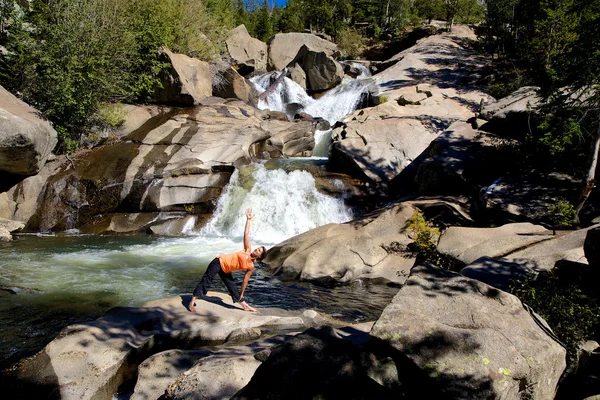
[[291, 45, 344, 91], [231, 325, 403, 400], [212, 66, 253, 102], [153, 48, 212, 106], [163, 351, 261, 400], [0, 85, 57, 187], [437, 222, 551, 265], [267, 32, 339, 71], [263, 202, 420, 284], [505, 224, 598, 271], [412, 121, 507, 195], [330, 114, 439, 184], [225, 25, 268, 74], [7, 294, 317, 400], [370, 264, 566, 399], [479, 86, 542, 138]]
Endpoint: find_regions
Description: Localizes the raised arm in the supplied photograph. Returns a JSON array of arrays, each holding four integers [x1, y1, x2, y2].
[[243, 208, 253, 252]]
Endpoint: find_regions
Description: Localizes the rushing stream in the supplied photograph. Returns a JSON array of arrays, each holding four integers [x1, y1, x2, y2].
[[0, 69, 394, 372]]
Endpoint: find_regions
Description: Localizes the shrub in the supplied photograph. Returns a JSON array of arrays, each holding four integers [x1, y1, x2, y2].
[[404, 211, 463, 272], [510, 272, 600, 366], [547, 200, 577, 231], [336, 28, 367, 60]]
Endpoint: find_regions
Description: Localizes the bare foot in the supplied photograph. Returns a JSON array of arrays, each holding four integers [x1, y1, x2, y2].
[[243, 304, 258, 313], [188, 302, 196, 312]]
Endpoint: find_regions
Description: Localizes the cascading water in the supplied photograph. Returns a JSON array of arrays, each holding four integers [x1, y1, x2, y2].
[[201, 163, 352, 244], [250, 71, 373, 156], [250, 74, 370, 125]]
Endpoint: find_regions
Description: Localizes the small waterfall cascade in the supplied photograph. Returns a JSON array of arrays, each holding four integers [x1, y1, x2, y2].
[[200, 163, 352, 244], [250, 71, 373, 158], [249, 73, 371, 125], [350, 62, 371, 79]]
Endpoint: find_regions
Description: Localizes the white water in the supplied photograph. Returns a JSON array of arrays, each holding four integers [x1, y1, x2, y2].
[[249, 74, 370, 125], [201, 163, 352, 244]]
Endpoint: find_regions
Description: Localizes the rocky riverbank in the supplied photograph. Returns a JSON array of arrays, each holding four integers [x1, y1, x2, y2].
[[1, 22, 599, 399]]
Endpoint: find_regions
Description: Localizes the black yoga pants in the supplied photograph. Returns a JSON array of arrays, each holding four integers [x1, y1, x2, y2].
[[193, 257, 241, 302]]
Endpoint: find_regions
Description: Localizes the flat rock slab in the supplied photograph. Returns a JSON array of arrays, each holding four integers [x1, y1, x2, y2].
[[12, 292, 323, 400], [437, 222, 552, 264], [460, 256, 540, 291], [370, 264, 566, 399], [505, 225, 598, 271]]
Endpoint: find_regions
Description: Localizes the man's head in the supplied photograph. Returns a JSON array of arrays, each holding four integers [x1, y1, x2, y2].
[[251, 246, 266, 261]]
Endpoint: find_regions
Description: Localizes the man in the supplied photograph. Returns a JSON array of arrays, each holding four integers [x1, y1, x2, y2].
[[189, 208, 266, 312]]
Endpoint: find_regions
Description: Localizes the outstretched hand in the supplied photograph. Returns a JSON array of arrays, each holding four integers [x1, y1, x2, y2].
[[245, 208, 254, 220]]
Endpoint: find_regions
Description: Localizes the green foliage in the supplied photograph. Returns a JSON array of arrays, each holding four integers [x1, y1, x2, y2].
[[510, 273, 600, 365], [0, 0, 232, 153], [415, 0, 444, 24], [95, 103, 127, 128], [547, 200, 577, 229], [404, 211, 463, 272], [335, 28, 366, 59]]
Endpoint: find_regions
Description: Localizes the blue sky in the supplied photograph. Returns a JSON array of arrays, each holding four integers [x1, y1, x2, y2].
[[274, 0, 288, 5]]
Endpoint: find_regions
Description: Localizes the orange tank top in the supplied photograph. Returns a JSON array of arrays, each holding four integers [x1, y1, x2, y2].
[[218, 251, 253, 274]]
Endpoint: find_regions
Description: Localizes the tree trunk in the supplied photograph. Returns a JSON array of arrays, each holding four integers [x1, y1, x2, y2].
[[576, 115, 600, 222]]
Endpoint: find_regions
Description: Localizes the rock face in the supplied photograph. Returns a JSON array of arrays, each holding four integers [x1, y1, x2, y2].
[[0, 85, 57, 185], [479, 86, 542, 137], [153, 48, 212, 106], [0, 101, 318, 233], [263, 202, 419, 284], [226, 25, 268, 74], [267, 32, 339, 71], [370, 264, 566, 399]]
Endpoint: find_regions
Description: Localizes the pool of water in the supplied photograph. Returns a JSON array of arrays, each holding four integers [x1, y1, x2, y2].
[[0, 234, 399, 370]]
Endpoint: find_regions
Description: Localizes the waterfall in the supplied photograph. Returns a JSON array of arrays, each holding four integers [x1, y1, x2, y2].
[[249, 74, 371, 125], [200, 163, 352, 245]]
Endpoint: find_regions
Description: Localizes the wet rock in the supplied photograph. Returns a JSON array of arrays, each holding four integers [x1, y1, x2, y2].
[[370, 264, 566, 399], [225, 25, 268, 74], [286, 62, 306, 89]]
